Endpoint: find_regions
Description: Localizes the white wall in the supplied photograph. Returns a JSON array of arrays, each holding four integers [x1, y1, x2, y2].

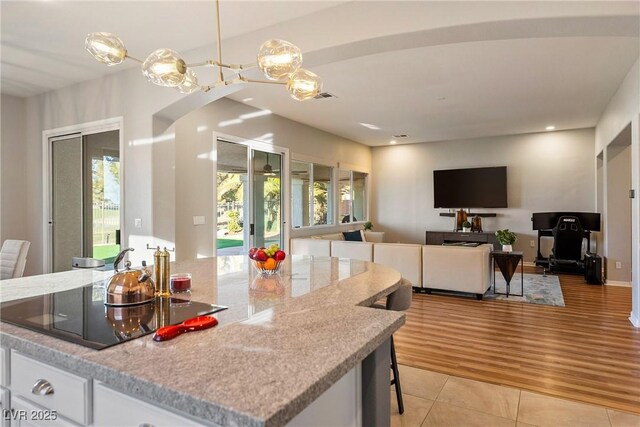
[[172, 98, 371, 261], [371, 128, 596, 262], [606, 141, 632, 283], [595, 57, 639, 327], [1, 95, 29, 268]]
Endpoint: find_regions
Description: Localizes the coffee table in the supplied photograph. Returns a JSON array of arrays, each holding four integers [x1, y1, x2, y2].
[[492, 250, 524, 297]]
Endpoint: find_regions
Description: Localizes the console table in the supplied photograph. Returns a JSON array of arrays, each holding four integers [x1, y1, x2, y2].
[[425, 231, 499, 250]]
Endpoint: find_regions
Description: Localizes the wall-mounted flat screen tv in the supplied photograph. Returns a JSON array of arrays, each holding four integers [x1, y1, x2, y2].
[[433, 166, 507, 208]]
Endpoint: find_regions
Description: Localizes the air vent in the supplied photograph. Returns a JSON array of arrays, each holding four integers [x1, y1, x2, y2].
[[314, 92, 337, 99], [393, 134, 409, 138]]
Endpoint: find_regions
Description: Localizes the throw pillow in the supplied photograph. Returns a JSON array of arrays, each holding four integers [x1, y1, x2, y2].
[[343, 230, 363, 241]]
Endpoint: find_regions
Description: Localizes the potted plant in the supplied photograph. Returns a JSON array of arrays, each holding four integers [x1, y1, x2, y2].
[[495, 229, 517, 252], [363, 221, 373, 231], [462, 221, 471, 232]]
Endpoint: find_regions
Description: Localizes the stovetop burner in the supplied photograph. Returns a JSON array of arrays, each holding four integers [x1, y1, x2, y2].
[[0, 284, 226, 350]]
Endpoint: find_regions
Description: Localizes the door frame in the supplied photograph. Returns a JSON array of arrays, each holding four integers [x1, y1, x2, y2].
[[42, 117, 124, 273], [213, 132, 290, 255]]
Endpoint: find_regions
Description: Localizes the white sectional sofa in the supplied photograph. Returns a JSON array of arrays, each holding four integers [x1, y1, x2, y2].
[[291, 232, 492, 299], [422, 244, 493, 300]]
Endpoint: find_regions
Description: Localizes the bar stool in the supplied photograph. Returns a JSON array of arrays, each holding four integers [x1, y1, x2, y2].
[[375, 278, 413, 414]]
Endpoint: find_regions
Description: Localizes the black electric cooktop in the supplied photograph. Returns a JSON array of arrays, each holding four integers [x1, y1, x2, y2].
[[0, 284, 227, 350]]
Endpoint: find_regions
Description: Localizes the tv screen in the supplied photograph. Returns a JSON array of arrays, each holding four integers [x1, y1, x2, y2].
[[433, 166, 507, 208]]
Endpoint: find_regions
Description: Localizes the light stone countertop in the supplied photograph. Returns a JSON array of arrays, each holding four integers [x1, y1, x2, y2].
[[0, 255, 404, 427]]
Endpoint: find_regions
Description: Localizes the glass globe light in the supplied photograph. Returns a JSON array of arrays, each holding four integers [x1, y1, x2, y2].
[[176, 69, 199, 94], [257, 39, 302, 81], [85, 32, 127, 66], [142, 49, 187, 87], [286, 69, 322, 101]]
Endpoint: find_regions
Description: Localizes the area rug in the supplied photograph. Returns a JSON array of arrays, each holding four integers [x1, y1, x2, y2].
[[483, 273, 565, 307]]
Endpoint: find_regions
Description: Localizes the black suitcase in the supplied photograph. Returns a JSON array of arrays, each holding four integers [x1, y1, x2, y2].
[[584, 253, 603, 285]]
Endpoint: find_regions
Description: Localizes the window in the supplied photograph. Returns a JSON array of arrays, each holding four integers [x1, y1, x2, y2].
[[339, 170, 368, 223], [291, 161, 333, 227]]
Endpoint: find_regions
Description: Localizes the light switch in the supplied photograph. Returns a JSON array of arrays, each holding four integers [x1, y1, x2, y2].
[[193, 216, 205, 226], [134, 218, 142, 228]]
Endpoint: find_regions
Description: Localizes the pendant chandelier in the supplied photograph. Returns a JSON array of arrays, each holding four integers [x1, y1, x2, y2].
[[85, 0, 322, 101]]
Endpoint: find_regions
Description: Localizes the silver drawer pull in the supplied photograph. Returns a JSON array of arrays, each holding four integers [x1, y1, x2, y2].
[[139, 424, 155, 427], [31, 379, 54, 396]]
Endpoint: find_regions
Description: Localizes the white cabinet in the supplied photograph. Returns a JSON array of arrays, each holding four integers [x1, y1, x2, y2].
[[9, 396, 80, 427], [93, 382, 207, 427], [1, 387, 10, 427], [0, 347, 8, 387], [10, 352, 89, 425]]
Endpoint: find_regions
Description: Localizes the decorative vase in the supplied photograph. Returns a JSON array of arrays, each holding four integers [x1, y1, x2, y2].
[[462, 227, 471, 232], [502, 244, 513, 252]]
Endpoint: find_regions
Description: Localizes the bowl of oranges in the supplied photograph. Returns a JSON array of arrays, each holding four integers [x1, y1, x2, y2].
[[249, 244, 286, 276]]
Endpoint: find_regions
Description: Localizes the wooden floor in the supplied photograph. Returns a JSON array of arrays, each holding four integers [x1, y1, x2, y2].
[[394, 267, 640, 415]]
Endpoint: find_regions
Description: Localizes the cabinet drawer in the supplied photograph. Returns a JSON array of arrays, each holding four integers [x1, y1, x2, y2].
[[10, 352, 89, 425], [93, 381, 206, 427], [0, 348, 7, 387], [10, 396, 80, 427]]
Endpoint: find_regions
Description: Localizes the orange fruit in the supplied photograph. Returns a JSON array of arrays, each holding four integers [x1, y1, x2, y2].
[[264, 258, 277, 270]]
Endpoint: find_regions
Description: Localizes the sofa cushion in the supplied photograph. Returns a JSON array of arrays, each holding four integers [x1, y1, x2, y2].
[[374, 243, 422, 286], [363, 231, 385, 243], [317, 233, 345, 241], [342, 230, 363, 242], [331, 241, 373, 261], [291, 239, 331, 257]]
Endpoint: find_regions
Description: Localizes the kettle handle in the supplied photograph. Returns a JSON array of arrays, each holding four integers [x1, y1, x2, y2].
[[113, 248, 135, 272]]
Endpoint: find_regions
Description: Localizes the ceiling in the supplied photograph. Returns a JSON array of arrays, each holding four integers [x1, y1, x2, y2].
[[1, 1, 639, 146]]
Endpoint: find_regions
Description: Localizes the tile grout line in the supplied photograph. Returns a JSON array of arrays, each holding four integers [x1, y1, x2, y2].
[[440, 375, 522, 421], [422, 374, 451, 424], [515, 388, 522, 425], [430, 399, 519, 425], [606, 407, 613, 427]]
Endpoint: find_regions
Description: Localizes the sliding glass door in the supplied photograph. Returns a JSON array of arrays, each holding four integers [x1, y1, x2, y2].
[[48, 129, 121, 272], [252, 150, 282, 249], [51, 135, 83, 273], [215, 138, 285, 255]]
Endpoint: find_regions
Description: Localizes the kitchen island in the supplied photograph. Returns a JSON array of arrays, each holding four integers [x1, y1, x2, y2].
[[0, 255, 404, 426]]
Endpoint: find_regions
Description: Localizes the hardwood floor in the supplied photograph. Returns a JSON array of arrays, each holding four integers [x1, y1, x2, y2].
[[394, 267, 640, 415]]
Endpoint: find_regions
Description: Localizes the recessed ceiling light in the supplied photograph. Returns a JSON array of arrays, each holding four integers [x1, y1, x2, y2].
[[546, 125, 556, 131], [389, 140, 397, 145], [242, 97, 253, 102], [360, 123, 381, 130]]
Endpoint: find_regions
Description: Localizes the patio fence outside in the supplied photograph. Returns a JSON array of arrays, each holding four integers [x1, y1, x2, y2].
[[93, 201, 119, 245]]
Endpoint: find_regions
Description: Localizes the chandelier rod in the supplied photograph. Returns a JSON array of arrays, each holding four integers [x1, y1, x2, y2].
[[185, 59, 256, 71], [240, 77, 286, 86], [215, 0, 224, 83], [125, 54, 143, 64]]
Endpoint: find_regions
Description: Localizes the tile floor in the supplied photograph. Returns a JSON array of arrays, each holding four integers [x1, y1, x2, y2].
[[391, 364, 640, 427]]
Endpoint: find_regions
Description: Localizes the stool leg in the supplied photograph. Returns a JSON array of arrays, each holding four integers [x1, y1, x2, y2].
[[390, 335, 404, 414]]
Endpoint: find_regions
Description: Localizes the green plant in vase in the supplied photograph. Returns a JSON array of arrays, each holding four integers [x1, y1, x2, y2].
[[495, 229, 517, 252], [462, 221, 472, 232]]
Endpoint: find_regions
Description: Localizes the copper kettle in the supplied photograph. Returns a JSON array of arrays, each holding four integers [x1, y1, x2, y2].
[[105, 303, 155, 339], [105, 248, 156, 306]]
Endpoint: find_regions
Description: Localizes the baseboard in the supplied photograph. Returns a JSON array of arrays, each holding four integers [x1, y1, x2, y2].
[[629, 312, 640, 328], [605, 280, 632, 287], [523, 261, 538, 267]]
